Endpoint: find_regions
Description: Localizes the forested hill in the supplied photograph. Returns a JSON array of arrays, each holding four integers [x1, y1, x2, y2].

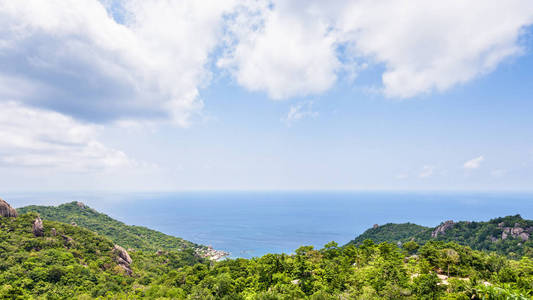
[[0, 201, 206, 298], [347, 215, 533, 257], [18, 201, 202, 253], [349, 223, 429, 245], [2, 198, 533, 298]]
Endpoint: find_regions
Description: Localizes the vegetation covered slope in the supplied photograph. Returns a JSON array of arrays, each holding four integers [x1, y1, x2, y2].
[[350, 223, 429, 245], [0, 212, 132, 298], [348, 215, 533, 257], [18, 202, 202, 253], [2, 210, 533, 299], [117, 241, 533, 299], [0, 212, 206, 298]]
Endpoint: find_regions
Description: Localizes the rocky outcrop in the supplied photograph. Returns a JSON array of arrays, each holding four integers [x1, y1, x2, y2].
[[32, 216, 44, 237], [51, 228, 56, 236], [432, 220, 454, 238], [519, 232, 529, 241], [113, 245, 132, 275], [0, 198, 17, 217], [76, 202, 86, 209], [501, 224, 529, 241], [373, 224, 379, 229]]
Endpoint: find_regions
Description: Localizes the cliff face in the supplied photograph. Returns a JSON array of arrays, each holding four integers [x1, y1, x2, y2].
[[0, 197, 17, 217]]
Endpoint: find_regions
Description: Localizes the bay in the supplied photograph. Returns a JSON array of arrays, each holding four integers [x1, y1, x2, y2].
[[6, 191, 533, 258]]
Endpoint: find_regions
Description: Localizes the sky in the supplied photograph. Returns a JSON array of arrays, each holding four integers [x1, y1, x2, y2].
[[0, 0, 533, 192]]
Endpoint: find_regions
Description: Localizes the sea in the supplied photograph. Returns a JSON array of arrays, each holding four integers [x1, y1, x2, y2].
[[5, 191, 533, 259]]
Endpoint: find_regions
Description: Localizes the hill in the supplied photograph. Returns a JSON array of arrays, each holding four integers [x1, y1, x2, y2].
[[349, 222, 429, 245], [347, 215, 533, 257], [2, 199, 532, 299], [0, 211, 134, 297], [0, 210, 206, 298], [18, 201, 203, 253]]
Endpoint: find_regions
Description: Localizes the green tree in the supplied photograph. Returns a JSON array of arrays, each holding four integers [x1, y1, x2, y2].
[[403, 241, 419, 254], [441, 248, 460, 277], [412, 273, 443, 300]]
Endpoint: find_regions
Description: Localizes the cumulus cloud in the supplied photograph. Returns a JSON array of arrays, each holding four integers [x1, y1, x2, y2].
[[336, 0, 533, 98], [219, 1, 340, 99], [0, 0, 236, 125], [282, 101, 318, 126], [464, 156, 484, 169], [0, 0, 532, 120], [0, 101, 134, 171], [221, 0, 533, 99]]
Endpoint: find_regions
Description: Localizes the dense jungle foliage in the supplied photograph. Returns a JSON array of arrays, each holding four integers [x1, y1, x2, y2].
[[348, 215, 533, 258], [1, 208, 532, 299], [0, 212, 204, 299], [17, 202, 201, 253]]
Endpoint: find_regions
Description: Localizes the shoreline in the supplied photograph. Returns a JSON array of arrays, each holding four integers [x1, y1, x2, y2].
[[198, 245, 230, 261]]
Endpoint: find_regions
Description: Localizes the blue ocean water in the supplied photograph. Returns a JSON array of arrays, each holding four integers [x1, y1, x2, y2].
[[5, 191, 533, 258]]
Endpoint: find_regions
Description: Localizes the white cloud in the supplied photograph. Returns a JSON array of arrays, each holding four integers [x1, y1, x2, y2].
[[419, 165, 434, 178], [222, 0, 533, 99], [0, 0, 532, 124], [282, 101, 318, 126], [464, 156, 484, 169], [338, 0, 533, 98], [0, 101, 135, 171], [0, 0, 236, 125], [219, 1, 340, 99]]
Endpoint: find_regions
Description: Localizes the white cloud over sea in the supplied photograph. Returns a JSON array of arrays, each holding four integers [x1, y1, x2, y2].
[[1, 0, 531, 123], [0, 0, 532, 176], [0, 101, 135, 171], [221, 0, 533, 99], [0, 0, 236, 125]]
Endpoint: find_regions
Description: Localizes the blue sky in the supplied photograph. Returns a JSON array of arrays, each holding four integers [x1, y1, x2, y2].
[[0, 0, 532, 191]]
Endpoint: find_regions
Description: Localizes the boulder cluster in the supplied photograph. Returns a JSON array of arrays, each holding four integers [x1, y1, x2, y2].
[[498, 222, 530, 241], [113, 245, 133, 275]]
